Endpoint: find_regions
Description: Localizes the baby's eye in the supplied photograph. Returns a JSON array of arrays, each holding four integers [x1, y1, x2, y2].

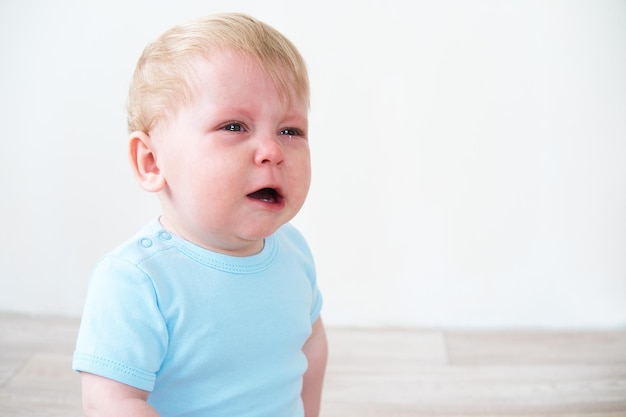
[[221, 122, 245, 132], [279, 128, 304, 137]]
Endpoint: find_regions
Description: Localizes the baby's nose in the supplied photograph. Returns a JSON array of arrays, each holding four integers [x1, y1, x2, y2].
[[254, 134, 284, 165]]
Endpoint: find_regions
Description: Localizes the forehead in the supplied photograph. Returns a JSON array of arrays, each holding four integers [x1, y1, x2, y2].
[[187, 50, 308, 108]]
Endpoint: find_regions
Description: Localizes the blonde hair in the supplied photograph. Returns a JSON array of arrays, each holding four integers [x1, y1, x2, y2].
[[127, 13, 309, 133]]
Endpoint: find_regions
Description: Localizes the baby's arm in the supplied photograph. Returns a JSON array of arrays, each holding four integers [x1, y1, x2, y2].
[[301, 317, 328, 417], [81, 372, 160, 417]]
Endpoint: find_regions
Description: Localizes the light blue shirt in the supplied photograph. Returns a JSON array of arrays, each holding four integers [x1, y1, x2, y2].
[[73, 219, 322, 417]]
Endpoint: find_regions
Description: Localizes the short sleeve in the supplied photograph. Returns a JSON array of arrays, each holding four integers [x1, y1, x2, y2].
[[279, 223, 323, 324], [72, 255, 168, 391], [309, 279, 323, 323]]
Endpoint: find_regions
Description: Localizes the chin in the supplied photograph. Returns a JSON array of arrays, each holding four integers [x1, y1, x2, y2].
[[244, 221, 285, 241]]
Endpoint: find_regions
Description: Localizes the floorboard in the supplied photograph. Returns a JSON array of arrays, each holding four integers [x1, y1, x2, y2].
[[1, 314, 624, 416]]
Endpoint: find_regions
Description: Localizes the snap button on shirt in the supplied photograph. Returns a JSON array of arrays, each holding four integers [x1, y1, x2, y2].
[[158, 231, 172, 241]]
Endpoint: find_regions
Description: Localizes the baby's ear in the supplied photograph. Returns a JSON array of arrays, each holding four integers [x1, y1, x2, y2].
[[128, 131, 166, 192]]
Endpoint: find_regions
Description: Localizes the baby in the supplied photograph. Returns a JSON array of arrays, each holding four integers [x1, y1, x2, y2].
[[73, 13, 327, 417]]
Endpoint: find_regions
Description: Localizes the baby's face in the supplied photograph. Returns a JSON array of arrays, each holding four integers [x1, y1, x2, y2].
[[151, 51, 310, 256]]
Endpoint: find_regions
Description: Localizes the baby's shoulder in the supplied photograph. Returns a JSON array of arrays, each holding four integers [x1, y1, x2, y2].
[[276, 222, 305, 243], [101, 219, 174, 266], [275, 222, 313, 260]]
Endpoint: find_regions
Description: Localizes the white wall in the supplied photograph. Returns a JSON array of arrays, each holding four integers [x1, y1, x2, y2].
[[1, 0, 624, 329]]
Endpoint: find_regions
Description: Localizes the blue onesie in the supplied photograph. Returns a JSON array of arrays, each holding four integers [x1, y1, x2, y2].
[[73, 218, 322, 417]]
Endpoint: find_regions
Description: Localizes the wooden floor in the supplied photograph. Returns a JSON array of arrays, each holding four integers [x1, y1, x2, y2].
[[0, 314, 625, 416]]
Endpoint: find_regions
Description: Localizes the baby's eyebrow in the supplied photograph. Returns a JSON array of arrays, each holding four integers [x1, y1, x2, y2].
[[283, 114, 308, 127]]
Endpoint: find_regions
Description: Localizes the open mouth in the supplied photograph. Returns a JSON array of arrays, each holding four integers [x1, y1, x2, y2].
[[247, 187, 282, 204]]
